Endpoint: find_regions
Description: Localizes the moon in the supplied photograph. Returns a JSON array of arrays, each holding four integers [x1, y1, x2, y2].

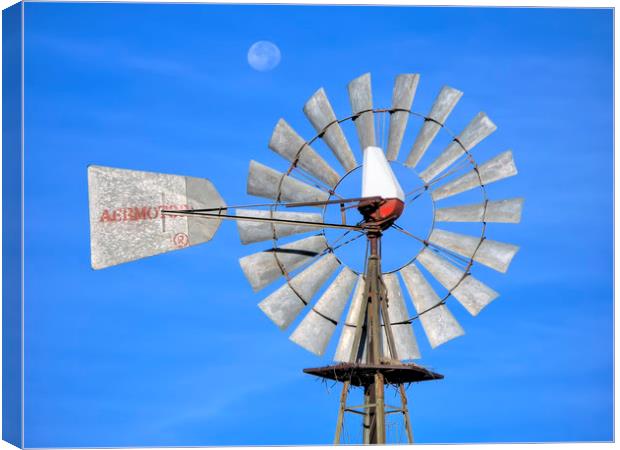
[[247, 41, 281, 72]]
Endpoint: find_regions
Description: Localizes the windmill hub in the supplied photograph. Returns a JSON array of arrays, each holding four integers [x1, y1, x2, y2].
[[358, 146, 406, 230], [357, 197, 405, 230]]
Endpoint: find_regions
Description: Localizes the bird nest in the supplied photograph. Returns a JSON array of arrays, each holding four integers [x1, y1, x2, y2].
[[303, 362, 443, 387]]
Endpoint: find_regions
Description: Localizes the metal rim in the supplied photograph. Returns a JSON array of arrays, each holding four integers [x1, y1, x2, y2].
[[265, 104, 489, 325]]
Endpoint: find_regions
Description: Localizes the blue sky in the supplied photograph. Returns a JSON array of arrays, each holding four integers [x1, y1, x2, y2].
[[21, 4, 612, 446]]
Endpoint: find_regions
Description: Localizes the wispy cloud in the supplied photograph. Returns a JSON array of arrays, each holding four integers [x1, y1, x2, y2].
[[29, 33, 211, 82]]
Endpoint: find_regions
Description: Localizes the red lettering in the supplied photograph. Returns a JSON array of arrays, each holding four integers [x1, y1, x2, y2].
[[99, 209, 111, 222], [135, 207, 149, 221], [99, 204, 192, 223]]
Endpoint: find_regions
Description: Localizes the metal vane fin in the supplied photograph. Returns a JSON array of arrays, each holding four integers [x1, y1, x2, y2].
[[239, 235, 328, 292], [405, 86, 463, 168], [235, 209, 323, 245], [290, 267, 357, 356], [420, 112, 497, 183], [269, 119, 340, 188], [258, 253, 340, 330], [432, 151, 518, 201], [382, 273, 421, 360], [303, 88, 357, 171], [399, 264, 465, 348], [334, 275, 366, 362], [348, 73, 376, 152], [87, 165, 225, 270], [435, 198, 524, 223], [247, 160, 329, 205], [386, 74, 420, 161], [428, 228, 519, 274], [417, 247, 499, 316]]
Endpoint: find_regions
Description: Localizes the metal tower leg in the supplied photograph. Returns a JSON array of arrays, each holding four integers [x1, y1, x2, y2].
[[334, 381, 350, 444], [363, 389, 371, 444], [375, 373, 386, 444], [399, 384, 414, 443]]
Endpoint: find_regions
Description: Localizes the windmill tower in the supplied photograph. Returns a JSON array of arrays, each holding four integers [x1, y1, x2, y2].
[[88, 73, 522, 445]]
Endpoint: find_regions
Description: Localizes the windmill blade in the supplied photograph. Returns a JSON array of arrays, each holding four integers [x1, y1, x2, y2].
[[348, 73, 376, 151], [334, 275, 365, 362], [432, 151, 518, 201], [417, 247, 499, 316], [247, 160, 329, 205], [239, 235, 328, 292], [404, 86, 463, 169], [235, 209, 323, 244], [420, 112, 497, 183], [428, 228, 519, 274], [269, 119, 340, 188], [386, 74, 420, 161], [435, 198, 524, 223], [290, 267, 357, 355], [303, 88, 357, 171], [258, 253, 340, 330], [382, 273, 421, 360], [399, 264, 464, 348], [87, 165, 225, 270]]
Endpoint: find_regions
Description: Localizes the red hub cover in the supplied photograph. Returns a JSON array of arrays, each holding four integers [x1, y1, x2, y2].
[[358, 197, 405, 229]]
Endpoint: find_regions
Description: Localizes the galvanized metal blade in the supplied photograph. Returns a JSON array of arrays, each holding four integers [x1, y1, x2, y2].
[[417, 247, 499, 316], [382, 273, 421, 360], [269, 119, 340, 188], [348, 73, 376, 152], [428, 228, 519, 274], [247, 160, 329, 205], [334, 275, 366, 362], [239, 234, 328, 292], [404, 86, 462, 168], [432, 151, 518, 201], [235, 209, 323, 245], [289, 267, 357, 355], [420, 112, 497, 183], [88, 165, 225, 270], [386, 74, 420, 161], [399, 263, 465, 348], [435, 198, 524, 223], [258, 253, 340, 330], [303, 88, 357, 171]]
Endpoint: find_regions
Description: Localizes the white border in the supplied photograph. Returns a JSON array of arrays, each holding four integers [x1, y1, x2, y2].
[[0, 1, 615, 450]]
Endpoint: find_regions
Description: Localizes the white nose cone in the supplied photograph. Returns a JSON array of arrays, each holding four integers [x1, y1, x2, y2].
[[361, 146, 405, 201]]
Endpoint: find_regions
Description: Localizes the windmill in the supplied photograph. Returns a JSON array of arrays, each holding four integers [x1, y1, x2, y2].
[[88, 73, 522, 445]]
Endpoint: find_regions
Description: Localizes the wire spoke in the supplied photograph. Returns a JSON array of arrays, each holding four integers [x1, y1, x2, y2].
[[390, 223, 472, 267], [426, 242, 472, 267], [426, 244, 471, 270], [406, 190, 426, 205], [331, 232, 366, 252], [293, 168, 337, 194], [390, 223, 426, 244], [405, 154, 472, 199], [405, 184, 426, 197]]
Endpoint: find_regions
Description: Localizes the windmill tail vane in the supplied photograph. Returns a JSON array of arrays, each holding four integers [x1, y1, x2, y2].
[[87, 72, 523, 445]]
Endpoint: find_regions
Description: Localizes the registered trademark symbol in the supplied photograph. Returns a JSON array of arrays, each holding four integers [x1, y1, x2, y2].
[[173, 233, 189, 248]]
